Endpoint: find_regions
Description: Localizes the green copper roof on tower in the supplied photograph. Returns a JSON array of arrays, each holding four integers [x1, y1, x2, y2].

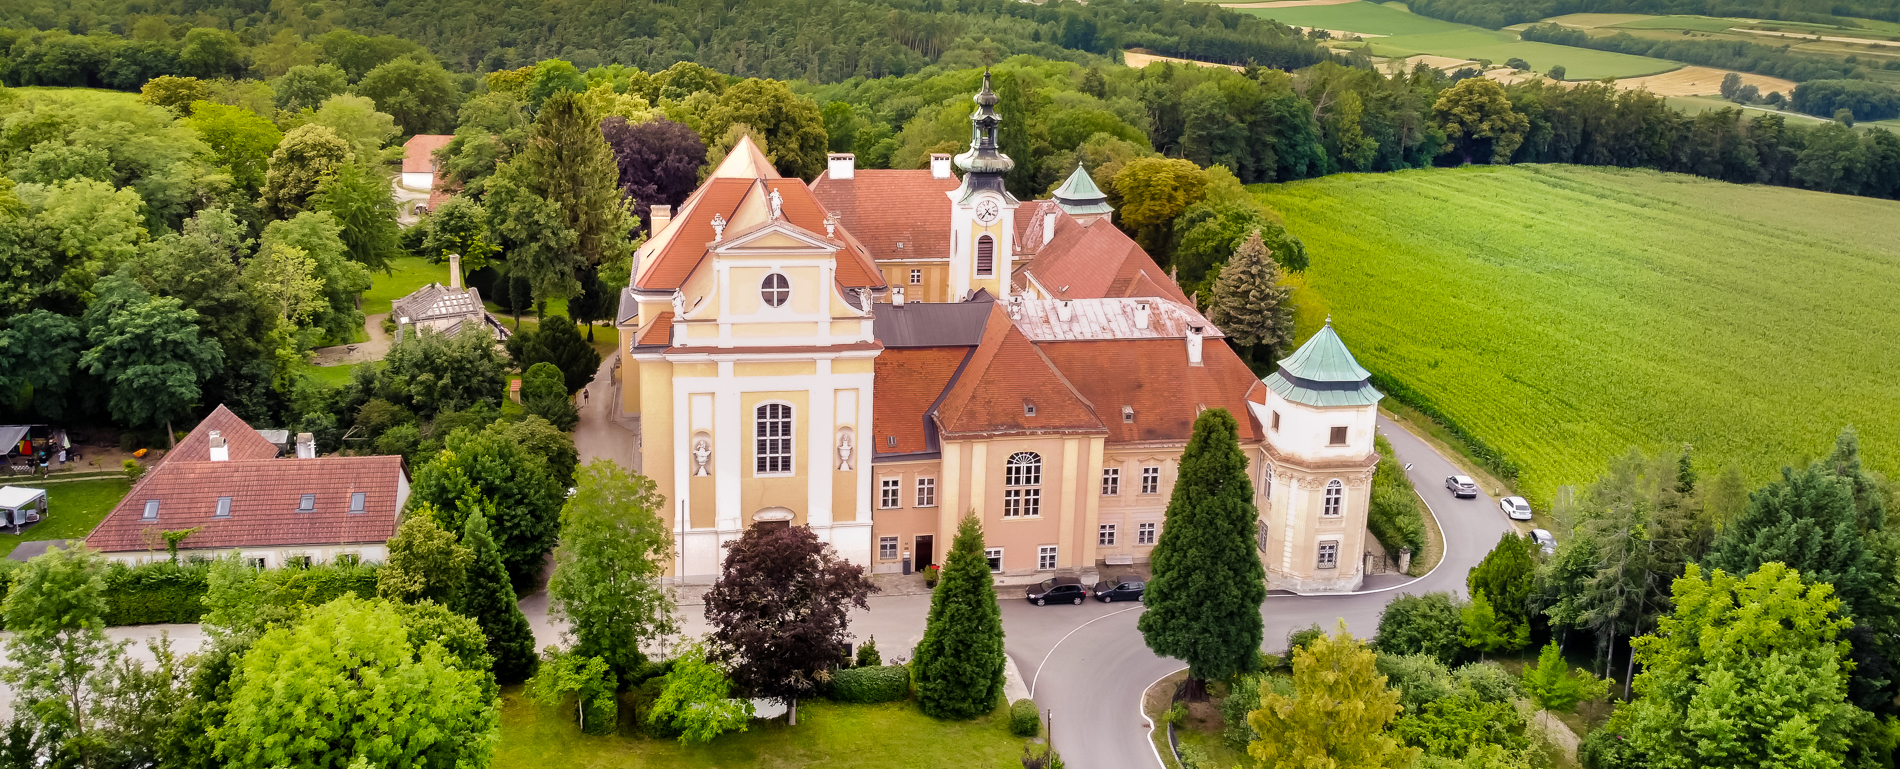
[[1262, 317, 1382, 407], [1052, 163, 1113, 216]]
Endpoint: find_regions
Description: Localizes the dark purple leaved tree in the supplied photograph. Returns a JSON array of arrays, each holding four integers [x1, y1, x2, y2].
[[599, 116, 707, 233], [703, 524, 876, 725]]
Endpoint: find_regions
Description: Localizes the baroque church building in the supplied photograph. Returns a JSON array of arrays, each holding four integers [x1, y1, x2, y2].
[[617, 73, 1383, 593]]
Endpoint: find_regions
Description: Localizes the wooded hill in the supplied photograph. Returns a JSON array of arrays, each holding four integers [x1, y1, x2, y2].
[[1409, 0, 1900, 30]]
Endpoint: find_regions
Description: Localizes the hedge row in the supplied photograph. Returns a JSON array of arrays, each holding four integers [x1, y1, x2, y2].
[[828, 665, 911, 704], [0, 559, 381, 628]]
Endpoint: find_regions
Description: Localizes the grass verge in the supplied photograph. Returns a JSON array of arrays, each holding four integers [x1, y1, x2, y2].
[[0, 478, 130, 557], [360, 256, 452, 316]]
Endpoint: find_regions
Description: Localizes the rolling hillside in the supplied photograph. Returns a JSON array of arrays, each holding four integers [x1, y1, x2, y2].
[[1259, 165, 1900, 502]]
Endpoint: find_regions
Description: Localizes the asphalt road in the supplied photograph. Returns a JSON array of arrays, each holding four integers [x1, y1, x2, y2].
[[1003, 415, 1515, 769]]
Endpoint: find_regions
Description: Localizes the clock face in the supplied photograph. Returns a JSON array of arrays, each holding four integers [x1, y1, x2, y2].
[[973, 197, 1000, 225]]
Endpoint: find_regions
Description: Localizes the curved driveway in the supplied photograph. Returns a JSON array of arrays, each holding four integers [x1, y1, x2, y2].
[[1003, 416, 1515, 768]]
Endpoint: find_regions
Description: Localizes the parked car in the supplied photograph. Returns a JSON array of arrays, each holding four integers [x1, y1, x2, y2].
[[1093, 577, 1144, 603], [1445, 475, 1478, 498], [1530, 529, 1557, 555], [1500, 496, 1533, 521], [1027, 577, 1087, 606]]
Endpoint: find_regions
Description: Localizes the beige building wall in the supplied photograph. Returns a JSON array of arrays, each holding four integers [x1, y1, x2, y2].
[[1254, 394, 1380, 593]]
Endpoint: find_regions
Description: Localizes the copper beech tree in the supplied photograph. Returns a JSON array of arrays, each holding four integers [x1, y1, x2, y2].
[[704, 524, 876, 725]]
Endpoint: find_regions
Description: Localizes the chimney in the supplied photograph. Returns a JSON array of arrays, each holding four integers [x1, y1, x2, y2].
[[1057, 299, 1074, 322], [448, 253, 462, 290], [1042, 210, 1057, 246], [892, 286, 905, 307], [1134, 301, 1151, 330], [295, 432, 316, 459], [208, 431, 228, 462], [651, 204, 672, 235], [828, 153, 855, 180], [930, 153, 953, 180], [1187, 324, 1205, 365]]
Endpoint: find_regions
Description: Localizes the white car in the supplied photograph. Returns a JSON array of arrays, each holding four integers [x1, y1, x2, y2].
[[1530, 529, 1557, 555], [1499, 496, 1533, 521]]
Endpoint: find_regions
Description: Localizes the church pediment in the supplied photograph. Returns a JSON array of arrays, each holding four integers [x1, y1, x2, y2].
[[713, 220, 840, 255]]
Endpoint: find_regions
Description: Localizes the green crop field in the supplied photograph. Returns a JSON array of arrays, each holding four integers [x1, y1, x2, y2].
[[1240, 2, 1682, 79], [1257, 165, 1900, 504]]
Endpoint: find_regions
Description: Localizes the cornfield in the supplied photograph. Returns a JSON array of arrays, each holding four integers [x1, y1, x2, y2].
[[1260, 165, 1900, 504]]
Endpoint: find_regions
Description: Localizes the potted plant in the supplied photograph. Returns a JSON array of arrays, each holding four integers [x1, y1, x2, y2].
[[923, 564, 941, 588]]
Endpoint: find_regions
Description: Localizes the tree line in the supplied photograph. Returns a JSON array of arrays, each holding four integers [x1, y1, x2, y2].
[[1409, 0, 1900, 30], [1519, 23, 1897, 83]]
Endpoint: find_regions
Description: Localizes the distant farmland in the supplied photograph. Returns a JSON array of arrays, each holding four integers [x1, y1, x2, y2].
[[1259, 165, 1900, 503]]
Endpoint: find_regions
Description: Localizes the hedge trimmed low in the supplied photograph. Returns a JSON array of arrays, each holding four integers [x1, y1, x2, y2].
[[1010, 698, 1040, 736], [829, 664, 911, 703]]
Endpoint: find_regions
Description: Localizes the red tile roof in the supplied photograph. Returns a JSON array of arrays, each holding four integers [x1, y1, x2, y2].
[[1021, 214, 1189, 305], [402, 134, 453, 174], [764, 179, 884, 289], [634, 178, 884, 293], [873, 346, 974, 455], [809, 170, 959, 262], [637, 312, 674, 348], [1039, 338, 1264, 444], [159, 404, 279, 469], [935, 305, 1105, 438]]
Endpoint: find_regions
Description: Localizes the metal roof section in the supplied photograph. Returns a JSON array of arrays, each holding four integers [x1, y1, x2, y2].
[[872, 296, 996, 347], [1008, 297, 1223, 341], [1052, 163, 1114, 217], [1263, 317, 1383, 407]]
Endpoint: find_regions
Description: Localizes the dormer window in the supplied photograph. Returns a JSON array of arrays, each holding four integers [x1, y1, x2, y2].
[[298, 494, 316, 512], [1122, 405, 1135, 424], [761, 273, 790, 307], [1023, 401, 1036, 417], [142, 500, 159, 521]]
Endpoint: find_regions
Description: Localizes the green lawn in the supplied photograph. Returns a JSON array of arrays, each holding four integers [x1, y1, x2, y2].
[[496, 689, 1031, 768], [0, 478, 130, 557], [1257, 165, 1900, 505], [1607, 14, 1744, 32], [360, 256, 453, 315], [1242, 1, 1681, 79], [304, 361, 371, 388]]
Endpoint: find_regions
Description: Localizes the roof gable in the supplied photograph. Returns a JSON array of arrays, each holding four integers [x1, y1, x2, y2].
[[1022, 216, 1189, 305], [161, 405, 280, 468], [935, 305, 1105, 438]]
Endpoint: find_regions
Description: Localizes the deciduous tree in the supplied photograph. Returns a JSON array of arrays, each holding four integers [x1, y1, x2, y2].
[[0, 544, 124, 769], [485, 90, 633, 303], [1374, 592, 1467, 667], [704, 78, 829, 180], [261, 123, 353, 218], [1248, 622, 1418, 769], [705, 524, 875, 725], [353, 55, 459, 135], [408, 420, 564, 584], [79, 278, 224, 428], [376, 507, 471, 607], [311, 94, 401, 162], [378, 326, 509, 416], [312, 162, 402, 273], [913, 513, 1007, 719], [1112, 157, 1207, 258], [548, 461, 676, 678], [1433, 78, 1528, 164], [138, 75, 211, 115], [185, 101, 282, 196], [273, 63, 348, 112], [648, 641, 753, 744], [600, 116, 707, 232]]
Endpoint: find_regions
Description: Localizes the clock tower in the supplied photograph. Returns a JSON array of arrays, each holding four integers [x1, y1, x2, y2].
[[947, 70, 1020, 301]]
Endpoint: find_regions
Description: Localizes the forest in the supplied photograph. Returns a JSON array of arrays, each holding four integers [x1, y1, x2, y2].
[[1408, 0, 1900, 30]]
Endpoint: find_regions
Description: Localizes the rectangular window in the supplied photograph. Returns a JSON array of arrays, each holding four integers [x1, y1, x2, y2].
[[215, 496, 232, 518], [1038, 546, 1057, 571], [985, 548, 1004, 573], [879, 536, 898, 560], [1101, 468, 1120, 496], [1004, 488, 1041, 518], [288, 555, 313, 569], [142, 500, 159, 521], [1138, 522, 1157, 545], [1099, 524, 1116, 546], [1330, 426, 1349, 446], [349, 492, 366, 513], [1141, 466, 1160, 495], [1272, 411, 1281, 431], [246, 557, 267, 570], [910, 269, 922, 285], [298, 493, 316, 512], [755, 403, 794, 474], [1317, 541, 1339, 569], [880, 479, 901, 509], [335, 553, 361, 566], [916, 477, 936, 507]]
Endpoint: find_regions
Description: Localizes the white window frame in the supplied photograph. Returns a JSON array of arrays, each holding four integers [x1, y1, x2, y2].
[[1004, 452, 1042, 518], [1140, 466, 1160, 495], [1263, 460, 1274, 500], [1037, 545, 1057, 571], [1101, 467, 1120, 496], [909, 268, 922, 285], [985, 547, 1004, 573], [880, 478, 901, 509], [1317, 540, 1339, 569], [348, 492, 365, 513], [1138, 521, 1157, 545], [760, 272, 791, 308], [916, 477, 936, 507], [1099, 523, 1116, 546], [879, 536, 899, 560], [754, 402, 794, 475], [1323, 479, 1344, 517]]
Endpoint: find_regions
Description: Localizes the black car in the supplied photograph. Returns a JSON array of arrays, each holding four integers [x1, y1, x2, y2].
[[1093, 578, 1144, 603], [1027, 577, 1087, 606]]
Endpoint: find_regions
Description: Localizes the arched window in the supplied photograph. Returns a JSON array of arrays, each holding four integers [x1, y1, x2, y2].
[[1322, 479, 1343, 517], [755, 403, 793, 474], [975, 235, 994, 276], [1003, 451, 1041, 518], [1263, 460, 1275, 500], [760, 273, 790, 308]]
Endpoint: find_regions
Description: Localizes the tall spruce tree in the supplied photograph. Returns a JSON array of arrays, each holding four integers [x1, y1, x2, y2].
[[1205, 230, 1295, 370], [460, 513, 539, 685], [1138, 408, 1266, 696], [1705, 461, 1877, 615], [1466, 532, 1535, 649], [485, 90, 634, 304], [913, 513, 1007, 719]]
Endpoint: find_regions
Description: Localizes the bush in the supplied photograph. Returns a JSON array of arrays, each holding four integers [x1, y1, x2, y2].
[[1373, 592, 1467, 666], [1222, 673, 1266, 748], [856, 635, 882, 667], [103, 561, 208, 625], [1286, 623, 1326, 655], [1368, 436, 1426, 562], [1505, 57, 1529, 70], [1009, 698, 1041, 737], [1375, 652, 1456, 715], [1453, 661, 1521, 703], [123, 459, 145, 481], [582, 688, 618, 735], [829, 664, 911, 704]]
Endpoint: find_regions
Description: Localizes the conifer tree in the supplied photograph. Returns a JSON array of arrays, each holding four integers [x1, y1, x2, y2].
[[913, 513, 1006, 719], [1520, 641, 1608, 733], [1466, 532, 1535, 647], [1206, 230, 1295, 369], [485, 90, 634, 304], [1138, 408, 1267, 696], [1460, 590, 1522, 659], [1706, 460, 1877, 615], [461, 513, 539, 685]]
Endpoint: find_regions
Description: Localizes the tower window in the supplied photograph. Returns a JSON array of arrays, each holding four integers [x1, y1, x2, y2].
[[976, 235, 994, 276], [1317, 541, 1339, 569], [1330, 426, 1349, 445], [755, 403, 794, 474], [1004, 452, 1041, 518], [1323, 479, 1344, 516], [1272, 411, 1281, 431], [761, 273, 790, 307]]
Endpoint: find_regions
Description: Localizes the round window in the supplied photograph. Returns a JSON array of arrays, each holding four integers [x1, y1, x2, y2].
[[761, 273, 790, 307]]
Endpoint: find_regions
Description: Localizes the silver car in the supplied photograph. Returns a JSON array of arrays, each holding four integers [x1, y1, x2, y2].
[[1530, 529, 1557, 554], [1500, 496, 1533, 521], [1445, 475, 1478, 498]]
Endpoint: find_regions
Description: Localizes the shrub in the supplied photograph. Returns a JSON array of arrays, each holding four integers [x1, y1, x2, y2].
[[1178, 742, 1214, 769], [1010, 698, 1041, 736], [1505, 57, 1529, 71], [855, 635, 882, 667], [103, 561, 208, 625], [1368, 436, 1426, 562], [1375, 652, 1456, 715], [1286, 623, 1326, 654], [1373, 592, 1467, 666], [829, 664, 910, 704], [123, 459, 144, 481], [922, 564, 940, 587], [1453, 661, 1522, 703], [582, 687, 618, 735], [1222, 673, 1266, 748]]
